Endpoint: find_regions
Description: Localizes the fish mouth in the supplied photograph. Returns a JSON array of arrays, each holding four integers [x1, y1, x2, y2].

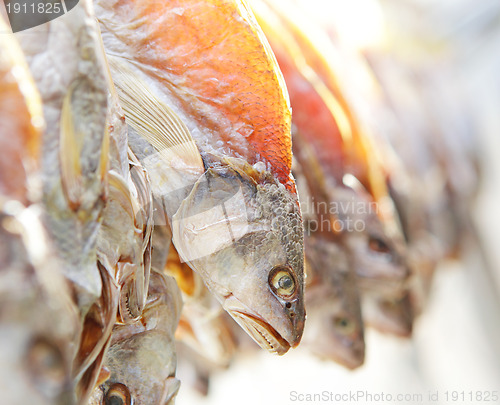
[[228, 310, 291, 356], [309, 329, 365, 369], [330, 339, 365, 370], [314, 347, 364, 370]]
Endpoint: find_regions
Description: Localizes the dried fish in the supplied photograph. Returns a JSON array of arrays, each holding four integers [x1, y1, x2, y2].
[[14, 0, 115, 400], [95, 0, 305, 355], [89, 269, 182, 405]]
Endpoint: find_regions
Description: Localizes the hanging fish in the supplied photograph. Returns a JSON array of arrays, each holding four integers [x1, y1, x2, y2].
[[360, 53, 452, 310], [0, 23, 80, 403], [303, 236, 365, 369], [291, 155, 365, 369], [88, 269, 183, 405], [415, 66, 481, 253], [92, 42, 154, 325], [242, 3, 368, 362], [14, 0, 114, 400], [15, 0, 110, 316], [253, 0, 415, 337], [95, 0, 305, 354], [252, 0, 409, 297], [97, 146, 153, 324]]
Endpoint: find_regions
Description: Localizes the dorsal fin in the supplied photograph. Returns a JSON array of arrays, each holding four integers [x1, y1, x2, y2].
[[108, 56, 204, 174]]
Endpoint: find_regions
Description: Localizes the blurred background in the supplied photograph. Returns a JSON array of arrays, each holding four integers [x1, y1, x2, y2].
[[178, 0, 500, 403]]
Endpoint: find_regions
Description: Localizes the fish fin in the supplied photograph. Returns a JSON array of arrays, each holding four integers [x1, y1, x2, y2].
[[95, 366, 111, 387], [128, 149, 153, 233], [106, 171, 140, 232], [107, 56, 204, 173], [59, 86, 83, 208]]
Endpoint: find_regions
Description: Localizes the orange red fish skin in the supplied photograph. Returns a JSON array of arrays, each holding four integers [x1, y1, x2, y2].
[[99, 0, 293, 189], [271, 43, 345, 185]]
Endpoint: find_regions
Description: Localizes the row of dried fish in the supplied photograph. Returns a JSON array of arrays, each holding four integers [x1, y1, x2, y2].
[[174, 1, 482, 387], [0, 0, 481, 403]]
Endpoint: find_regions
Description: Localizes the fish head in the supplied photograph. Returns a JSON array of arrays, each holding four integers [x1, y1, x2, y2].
[[220, 228, 304, 356], [172, 162, 305, 355], [331, 185, 410, 294], [304, 236, 365, 369], [306, 303, 365, 369], [89, 270, 182, 405], [0, 205, 79, 404], [89, 332, 180, 405]]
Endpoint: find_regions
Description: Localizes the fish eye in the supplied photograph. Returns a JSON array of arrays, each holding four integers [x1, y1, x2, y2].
[[333, 316, 356, 335], [269, 265, 296, 299], [368, 236, 391, 255], [105, 383, 132, 405]]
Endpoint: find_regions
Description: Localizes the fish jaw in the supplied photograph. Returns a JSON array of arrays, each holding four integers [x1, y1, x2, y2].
[[117, 262, 148, 323], [224, 295, 291, 355], [333, 337, 365, 370]]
